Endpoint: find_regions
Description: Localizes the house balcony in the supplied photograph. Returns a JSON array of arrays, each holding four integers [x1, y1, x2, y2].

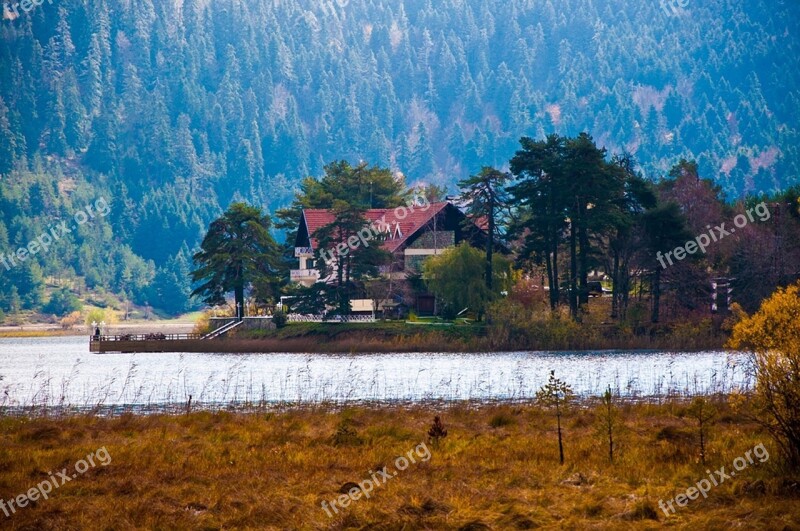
[[290, 268, 320, 285]]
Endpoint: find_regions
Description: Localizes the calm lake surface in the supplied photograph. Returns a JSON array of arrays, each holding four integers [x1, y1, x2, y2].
[[0, 336, 752, 409]]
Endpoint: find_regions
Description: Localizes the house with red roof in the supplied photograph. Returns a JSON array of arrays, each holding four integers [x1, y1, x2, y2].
[[290, 201, 488, 315]]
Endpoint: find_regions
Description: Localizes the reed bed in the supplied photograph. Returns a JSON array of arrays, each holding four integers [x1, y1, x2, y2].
[[0, 401, 797, 530], [0, 351, 753, 417]]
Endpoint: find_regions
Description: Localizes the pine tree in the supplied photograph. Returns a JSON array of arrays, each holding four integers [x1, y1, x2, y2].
[[0, 97, 17, 174], [20, 262, 46, 310], [409, 122, 436, 181], [8, 286, 21, 314], [191, 203, 281, 320], [458, 167, 510, 290], [536, 371, 574, 465], [81, 34, 104, 118]]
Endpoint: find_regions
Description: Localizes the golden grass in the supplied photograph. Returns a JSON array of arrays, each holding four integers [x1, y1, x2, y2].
[[0, 402, 797, 530], [0, 329, 84, 338]]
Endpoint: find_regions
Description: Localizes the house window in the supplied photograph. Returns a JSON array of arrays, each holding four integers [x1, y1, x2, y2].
[[407, 231, 455, 250]]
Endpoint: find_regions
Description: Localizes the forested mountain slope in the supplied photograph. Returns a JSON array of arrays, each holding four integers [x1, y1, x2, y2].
[[0, 0, 797, 314]]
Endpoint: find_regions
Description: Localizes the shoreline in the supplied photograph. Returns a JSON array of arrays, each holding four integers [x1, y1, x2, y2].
[[0, 321, 727, 354], [88, 336, 727, 354], [0, 322, 196, 338], [0, 393, 742, 419], [4, 323, 728, 353]]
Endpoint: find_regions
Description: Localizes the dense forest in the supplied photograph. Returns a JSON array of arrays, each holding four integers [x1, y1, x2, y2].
[[0, 0, 798, 316]]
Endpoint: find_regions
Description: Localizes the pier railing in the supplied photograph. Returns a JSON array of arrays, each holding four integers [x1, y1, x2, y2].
[[91, 333, 203, 342], [202, 320, 244, 340], [287, 314, 376, 323]]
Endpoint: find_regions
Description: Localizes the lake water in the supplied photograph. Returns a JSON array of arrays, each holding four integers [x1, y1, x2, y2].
[[0, 336, 752, 410]]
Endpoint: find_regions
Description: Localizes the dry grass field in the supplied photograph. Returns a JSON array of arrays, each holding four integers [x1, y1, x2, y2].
[[0, 401, 797, 530]]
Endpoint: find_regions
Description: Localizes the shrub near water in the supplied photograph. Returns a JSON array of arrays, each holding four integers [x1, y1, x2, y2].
[[728, 281, 800, 468], [272, 310, 288, 329]]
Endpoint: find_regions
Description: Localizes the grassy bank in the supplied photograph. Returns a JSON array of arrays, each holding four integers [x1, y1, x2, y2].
[[0, 329, 85, 338], [0, 310, 203, 339], [237, 321, 490, 353], [0, 401, 796, 529], [232, 319, 726, 353], [0, 319, 198, 339]]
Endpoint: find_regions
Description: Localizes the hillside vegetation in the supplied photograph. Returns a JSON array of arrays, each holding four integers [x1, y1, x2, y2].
[[1, 0, 798, 315]]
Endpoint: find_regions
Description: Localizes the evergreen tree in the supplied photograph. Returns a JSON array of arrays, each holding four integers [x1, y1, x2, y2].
[[20, 262, 46, 309], [150, 251, 195, 316], [408, 122, 436, 181], [458, 167, 510, 290], [641, 203, 693, 323], [275, 161, 406, 241], [313, 199, 390, 317], [509, 134, 569, 311], [43, 287, 82, 316], [191, 203, 281, 320], [0, 98, 16, 175]]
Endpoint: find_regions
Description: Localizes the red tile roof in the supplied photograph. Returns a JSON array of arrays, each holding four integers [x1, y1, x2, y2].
[[302, 202, 451, 253]]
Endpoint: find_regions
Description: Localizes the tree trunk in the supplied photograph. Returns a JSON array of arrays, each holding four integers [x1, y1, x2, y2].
[[611, 250, 620, 319], [606, 394, 614, 463], [556, 400, 565, 465], [620, 256, 630, 320], [547, 231, 561, 310], [234, 281, 244, 321], [545, 251, 557, 310], [699, 424, 706, 465], [337, 250, 346, 316], [651, 268, 661, 323], [486, 198, 494, 291], [578, 206, 590, 305], [569, 224, 578, 320], [548, 180, 560, 308]]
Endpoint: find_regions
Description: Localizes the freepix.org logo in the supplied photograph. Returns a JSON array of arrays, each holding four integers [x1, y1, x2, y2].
[[317, 195, 431, 267], [660, 0, 689, 17], [656, 202, 771, 270], [3, 0, 55, 21], [0, 197, 111, 273], [1, 447, 112, 519]]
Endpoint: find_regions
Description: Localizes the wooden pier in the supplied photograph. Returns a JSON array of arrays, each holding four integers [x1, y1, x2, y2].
[[88, 319, 260, 353], [90, 333, 208, 353]]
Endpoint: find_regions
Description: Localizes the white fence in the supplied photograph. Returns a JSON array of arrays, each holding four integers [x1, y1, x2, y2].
[[287, 314, 376, 323]]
